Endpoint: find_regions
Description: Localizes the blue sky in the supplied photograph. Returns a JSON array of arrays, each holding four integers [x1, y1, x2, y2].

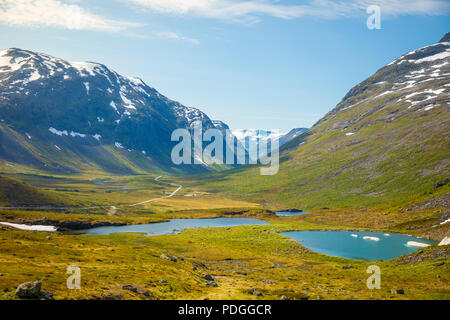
[[0, 1, 449, 132]]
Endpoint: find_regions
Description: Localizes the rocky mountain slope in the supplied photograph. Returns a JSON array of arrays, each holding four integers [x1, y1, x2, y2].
[[0, 48, 232, 174], [193, 33, 450, 209]]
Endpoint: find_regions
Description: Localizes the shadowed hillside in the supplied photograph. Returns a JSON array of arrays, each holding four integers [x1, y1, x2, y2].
[[0, 176, 72, 207]]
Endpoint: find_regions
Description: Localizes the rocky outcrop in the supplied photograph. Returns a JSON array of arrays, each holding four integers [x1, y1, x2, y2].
[[15, 281, 53, 300], [223, 210, 249, 216], [31, 219, 127, 231], [16, 281, 41, 299], [396, 246, 450, 264]]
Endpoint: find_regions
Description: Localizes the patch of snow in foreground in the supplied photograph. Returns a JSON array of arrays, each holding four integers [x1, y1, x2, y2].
[[346, 132, 355, 136], [114, 142, 124, 149], [351, 234, 358, 238], [439, 237, 450, 246], [406, 241, 430, 248], [440, 219, 450, 225], [362, 236, 380, 241], [0, 222, 56, 232]]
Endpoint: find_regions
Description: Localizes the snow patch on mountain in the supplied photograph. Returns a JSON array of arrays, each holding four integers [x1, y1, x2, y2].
[[49, 127, 68, 136], [414, 50, 450, 64], [71, 61, 99, 77], [84, 82, 90, 95], [49, 127, 87, 138]]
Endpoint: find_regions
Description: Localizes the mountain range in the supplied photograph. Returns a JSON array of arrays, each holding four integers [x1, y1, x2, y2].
[[0, 32, 449, 211], [0, 48, 308, 175], [0, 48, 234, 174]]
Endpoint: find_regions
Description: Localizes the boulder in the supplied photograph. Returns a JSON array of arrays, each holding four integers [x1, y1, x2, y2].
[[391, 288, 405, 294], [39, 290, 54, 300], [122, 284, 138, 293], [206, 281, 218, 287], [248, 288, 263, 296], [202, 274, 214, 281], [15, 281, 42, 299]]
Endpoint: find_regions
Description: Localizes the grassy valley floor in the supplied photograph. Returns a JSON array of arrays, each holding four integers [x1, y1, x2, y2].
[[0, 173, 448, 300]]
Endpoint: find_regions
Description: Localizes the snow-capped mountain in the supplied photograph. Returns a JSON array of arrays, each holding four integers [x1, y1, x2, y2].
[[315, 33, 450, 129], [232, 129, 284, 147], [0, 48, 234, 174], [231, 128, 309, 152]]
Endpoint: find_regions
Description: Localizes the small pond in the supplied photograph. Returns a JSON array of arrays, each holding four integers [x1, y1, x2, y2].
[[282, 231, 436, 261]]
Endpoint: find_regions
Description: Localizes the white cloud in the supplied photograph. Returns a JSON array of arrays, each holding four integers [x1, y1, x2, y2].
[[0, 0, 141, 32], [157, 31, 200, 44], [125, 0, 450, 23]]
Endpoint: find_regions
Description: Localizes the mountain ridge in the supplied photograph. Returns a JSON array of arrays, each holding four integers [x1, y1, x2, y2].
[[0, 48, 235, 174]]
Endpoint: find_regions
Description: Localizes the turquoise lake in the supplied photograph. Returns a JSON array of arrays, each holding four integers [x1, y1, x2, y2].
[[276, 211, 311, 217], [281, 231, 436, 261], [81, 218, 269, 236]]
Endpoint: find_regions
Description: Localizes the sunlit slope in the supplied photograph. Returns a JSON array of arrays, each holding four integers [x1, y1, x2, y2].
[[186, 34, 450, 209]]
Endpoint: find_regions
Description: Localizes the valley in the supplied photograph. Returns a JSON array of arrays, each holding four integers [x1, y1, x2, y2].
[[0, 169, 448, 300], [0, 33, 449, 301]]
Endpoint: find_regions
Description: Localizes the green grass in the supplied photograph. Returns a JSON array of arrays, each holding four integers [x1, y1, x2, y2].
[[0, 211, 448, 300]]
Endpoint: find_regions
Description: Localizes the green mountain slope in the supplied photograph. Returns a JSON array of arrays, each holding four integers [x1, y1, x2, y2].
[[185, 34, 450, 209], [0, 175, 72, 207]]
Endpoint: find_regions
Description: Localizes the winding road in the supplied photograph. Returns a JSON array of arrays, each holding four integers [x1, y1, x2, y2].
[[0, 176, 183, 211], [129, 176, 183, 207]]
